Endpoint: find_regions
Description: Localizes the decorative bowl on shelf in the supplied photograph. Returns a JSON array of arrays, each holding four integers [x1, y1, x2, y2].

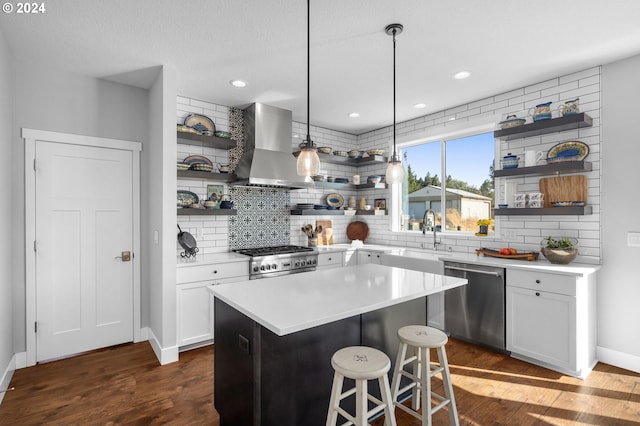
[[333, 150, 348, 157], [214, 131, 231, 138], [348, 150, 363, 159], [498, 204, 508, 208], [367, 149, 385, 156], [498, 115, 526, 129], [367, 175, 382, 184], [318, 147, 332, 154], [501, 153, 520, 169]]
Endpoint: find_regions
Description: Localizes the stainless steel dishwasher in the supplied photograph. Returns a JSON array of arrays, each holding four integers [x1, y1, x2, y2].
[[443, 261, 507, 353]]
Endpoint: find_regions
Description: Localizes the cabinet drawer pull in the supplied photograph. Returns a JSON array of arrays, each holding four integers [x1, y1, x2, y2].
[[535, 279, 541, 284], [328, 257, 332, 261], [213, 270, 218, 274], [535, 292, 540, 296]]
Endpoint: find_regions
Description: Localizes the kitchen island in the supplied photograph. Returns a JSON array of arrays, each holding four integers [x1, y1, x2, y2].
[[209, 263, 467, 426]]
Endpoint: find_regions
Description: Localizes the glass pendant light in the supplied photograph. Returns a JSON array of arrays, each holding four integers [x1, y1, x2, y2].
[[296, 0, 321, 177], [385, 23, 406, 184]]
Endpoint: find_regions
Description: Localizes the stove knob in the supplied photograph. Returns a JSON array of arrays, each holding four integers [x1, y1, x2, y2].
[[253, 266, 260, 272], [260, 265, 265, 271], [294, 261, 300, 268], [272, 264, 278, 270], [266, 264, 270, 270]]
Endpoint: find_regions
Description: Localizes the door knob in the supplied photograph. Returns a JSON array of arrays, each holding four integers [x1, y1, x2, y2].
[[115, 251, 131, 262]]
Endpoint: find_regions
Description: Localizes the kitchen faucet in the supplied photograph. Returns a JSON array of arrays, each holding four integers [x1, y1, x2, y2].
[[422, 209, 441, 251]]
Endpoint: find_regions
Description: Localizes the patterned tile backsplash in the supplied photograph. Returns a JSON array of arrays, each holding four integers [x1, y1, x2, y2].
[[229, 186, 291, 249]]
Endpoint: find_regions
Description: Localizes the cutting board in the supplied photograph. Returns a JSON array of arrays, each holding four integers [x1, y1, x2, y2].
[[316, 220, 333, 245], [539, 176, 587, 207]]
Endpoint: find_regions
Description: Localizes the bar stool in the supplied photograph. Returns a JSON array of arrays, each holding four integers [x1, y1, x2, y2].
[[326, 346, 397, 426], [390, 325, 459, 426]]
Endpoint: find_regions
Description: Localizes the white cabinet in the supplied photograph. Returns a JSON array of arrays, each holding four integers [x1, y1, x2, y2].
[[177, 260, 249, 349], [343, 249, 358, 267], [506, 268, 596, 378], [357, 250, 383, 264], [317, 252, 343, 269]]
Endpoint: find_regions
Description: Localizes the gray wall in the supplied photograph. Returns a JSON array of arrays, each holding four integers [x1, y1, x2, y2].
[[10, 61, 150, 353], [600, 53, 640, 363], [0, 29, 14, 395]]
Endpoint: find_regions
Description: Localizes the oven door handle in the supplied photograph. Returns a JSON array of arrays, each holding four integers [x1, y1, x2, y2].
[[444, 265, 502, 278]]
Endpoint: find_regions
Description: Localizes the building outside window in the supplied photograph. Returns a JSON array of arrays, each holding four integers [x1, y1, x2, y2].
[[397, 131, 495, 234]]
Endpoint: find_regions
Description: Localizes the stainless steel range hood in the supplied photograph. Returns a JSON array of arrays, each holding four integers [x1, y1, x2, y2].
[[232, 103, 314, 189]]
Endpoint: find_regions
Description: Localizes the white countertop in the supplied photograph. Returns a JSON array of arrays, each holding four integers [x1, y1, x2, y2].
[[209, 263, 467, 336]]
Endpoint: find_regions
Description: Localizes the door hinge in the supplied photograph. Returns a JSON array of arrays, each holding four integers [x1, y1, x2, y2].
[[34, 322, 37, 333]]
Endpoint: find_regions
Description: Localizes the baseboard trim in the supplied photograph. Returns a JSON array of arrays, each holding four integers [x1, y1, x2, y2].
[[146, 328, 179, 365], [0, 354, 16, 405], [597, 346, 640, 374]]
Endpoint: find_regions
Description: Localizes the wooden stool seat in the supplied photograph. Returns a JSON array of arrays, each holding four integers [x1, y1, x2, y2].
[[326, 346, 397, 426], [391, 326, 459, 426]]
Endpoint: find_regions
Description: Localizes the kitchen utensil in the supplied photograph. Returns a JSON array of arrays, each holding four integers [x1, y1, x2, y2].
[[559, 98, 579, 116], [498, 115, 526, 129], [546, 141, 589, 163], [346, 221, 369, 242], [316, 220, 333, 245], [501, 153, 519, 169], [177, 224, 199, 258], [184, 114, 215, 134], [220, 195, 234, 209], [183, 155, 213, 167], [177, 190, 199, 207], [216, 163, 231, 173], [528, 101, 553, 122], [539, 175, 587, 207], [524, 150, 544, 167]]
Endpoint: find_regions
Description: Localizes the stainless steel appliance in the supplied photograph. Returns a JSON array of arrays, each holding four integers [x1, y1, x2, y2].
[[232, 103, 314, 189], [233, 245, 318, 279], [443, 261, 507, 352]]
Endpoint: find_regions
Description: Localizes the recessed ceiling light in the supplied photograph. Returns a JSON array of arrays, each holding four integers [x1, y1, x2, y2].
[[348, 112, 360, 118], [230, 79, 247, 88], [413, 103, 426, 109], [453, 71, 470, 80]]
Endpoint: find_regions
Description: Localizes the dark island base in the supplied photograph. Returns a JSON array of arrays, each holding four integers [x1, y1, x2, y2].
[[214, 297, 427, 426]]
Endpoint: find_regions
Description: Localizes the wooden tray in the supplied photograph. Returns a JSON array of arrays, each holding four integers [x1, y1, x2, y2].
[[475, 248, 539, 261], [346, 221, 369, 242], [539, 175, 587, 208]]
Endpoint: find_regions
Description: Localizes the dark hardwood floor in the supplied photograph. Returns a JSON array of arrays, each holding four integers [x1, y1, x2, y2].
[[0, 338, 638, 425]]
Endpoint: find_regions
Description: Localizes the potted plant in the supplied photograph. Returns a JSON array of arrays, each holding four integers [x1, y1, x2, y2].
[[541, 236, 578, 264], [476, 219, 492, 235]]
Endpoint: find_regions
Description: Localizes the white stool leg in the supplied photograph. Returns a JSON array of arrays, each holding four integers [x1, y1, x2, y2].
[[391, 342, 407, 405], [422, 346, 432, 426], [378, 373, 397, 426], [326, 371, 343, 426], [354, 378, 368, 426], [437, 346, 459, 426], [412, 346, 421, 410]]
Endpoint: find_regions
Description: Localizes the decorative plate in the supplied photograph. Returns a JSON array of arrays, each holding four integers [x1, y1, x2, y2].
[[191, 163, 213, 172], [183, 155, 213, 167], [177, 190, 199, 207], [367, 149, 385, 156], [177, 124, 199, 134], [546, 141, 589, 163], [184, 114, 216, 134], [325, 193, 344, 208]]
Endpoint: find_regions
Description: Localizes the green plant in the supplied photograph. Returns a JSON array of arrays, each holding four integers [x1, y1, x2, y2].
[[543, 236, 575, 249]]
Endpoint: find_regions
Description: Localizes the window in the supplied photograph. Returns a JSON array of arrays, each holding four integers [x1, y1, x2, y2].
[[398, 131, 495, 234]]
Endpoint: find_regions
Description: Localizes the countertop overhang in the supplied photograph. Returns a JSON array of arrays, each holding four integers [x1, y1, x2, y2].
[[209, 263, 467, 336]]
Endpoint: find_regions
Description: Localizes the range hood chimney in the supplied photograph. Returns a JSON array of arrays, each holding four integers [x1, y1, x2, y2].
[[232, 103, 314, 189]]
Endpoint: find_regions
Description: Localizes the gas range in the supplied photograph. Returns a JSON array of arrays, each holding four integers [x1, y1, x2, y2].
[[233, 245, 318, 279]]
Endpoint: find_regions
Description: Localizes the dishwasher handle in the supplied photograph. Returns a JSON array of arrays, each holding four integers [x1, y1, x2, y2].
[[444, 265, 503, 278]]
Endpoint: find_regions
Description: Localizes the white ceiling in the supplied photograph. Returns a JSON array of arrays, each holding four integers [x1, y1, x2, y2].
[[2, 0, 640, 135]]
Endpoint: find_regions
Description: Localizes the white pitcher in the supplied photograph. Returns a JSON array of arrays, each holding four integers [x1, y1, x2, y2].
[[524, 150, 544, 167]]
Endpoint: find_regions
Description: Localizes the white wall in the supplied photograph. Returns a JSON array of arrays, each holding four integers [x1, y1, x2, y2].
[[147, 68, 178, 364], [10, 61, 149, 354], [599, 54, 640, 371], [0, 30, 15, 402]]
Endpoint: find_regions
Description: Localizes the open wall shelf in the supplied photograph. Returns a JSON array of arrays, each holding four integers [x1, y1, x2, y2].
[[494, 113, 592, 141]]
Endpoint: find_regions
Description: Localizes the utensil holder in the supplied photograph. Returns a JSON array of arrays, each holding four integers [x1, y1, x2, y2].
[[308, 237, 317, 247]]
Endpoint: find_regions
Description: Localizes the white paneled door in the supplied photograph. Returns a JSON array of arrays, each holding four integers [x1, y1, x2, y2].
[[35, 141, 134, 361]]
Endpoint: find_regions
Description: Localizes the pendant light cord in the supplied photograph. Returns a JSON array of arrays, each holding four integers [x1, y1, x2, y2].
[[306, 0, 311, 146], [392, 27, 397, 160]]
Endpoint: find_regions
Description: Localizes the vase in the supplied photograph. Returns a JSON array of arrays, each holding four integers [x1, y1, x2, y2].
[[478, 225, 488, 234]]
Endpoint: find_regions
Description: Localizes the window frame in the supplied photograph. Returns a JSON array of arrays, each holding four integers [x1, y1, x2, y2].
[[389, 120, 498, 235]]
